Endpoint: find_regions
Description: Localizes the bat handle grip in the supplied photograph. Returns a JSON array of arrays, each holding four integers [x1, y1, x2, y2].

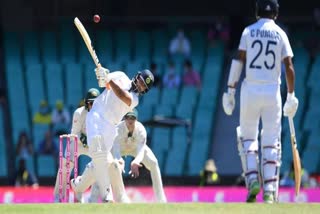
[[288, 117, 295, 136]]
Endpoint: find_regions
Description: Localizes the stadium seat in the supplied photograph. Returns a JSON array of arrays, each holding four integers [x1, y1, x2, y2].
[[142, 87, 160, 106], [0, 109, 7, 176], [0, 147, 7, 176], [59, 29, 76, 63], [96, 30, 113, 64], [175, 103, 194, 121], [32, 124, 50, 148], [114, 30, 132, 63], [164, 127, 188, 176], [44, 63, 64, 106], [37, 155, 56, 177], [134, 31, 151, 61], [40, 31, 58, 63], [154, 105, 174, 118], [151, 29, 169, 64], [178, 86, 198, 107], [151, 128, 171, 171], [126, 61, 144, 78], [65, 63, 84, 108], [136, 104, 154, 122], [3, 32, 22, 65], [25, 63, 46, 111], [160, 88, 179, 106], [22, 32, 41, 64]]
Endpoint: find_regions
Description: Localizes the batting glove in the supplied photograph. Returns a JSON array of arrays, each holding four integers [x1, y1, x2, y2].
[[222, 87, 236, 116], [80, 133, 88, 148], [283, 92, 299, 118], [94, 66, 110, 87]]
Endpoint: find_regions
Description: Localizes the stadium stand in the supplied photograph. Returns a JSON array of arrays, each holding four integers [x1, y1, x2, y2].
[[2, 24, 319, 183]]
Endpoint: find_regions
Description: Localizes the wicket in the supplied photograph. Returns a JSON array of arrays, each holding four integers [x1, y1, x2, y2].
[[59, 134, 78, 203]]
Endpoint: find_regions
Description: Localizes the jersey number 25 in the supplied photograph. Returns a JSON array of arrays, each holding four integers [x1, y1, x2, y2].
[[249, 40, 277, 70]]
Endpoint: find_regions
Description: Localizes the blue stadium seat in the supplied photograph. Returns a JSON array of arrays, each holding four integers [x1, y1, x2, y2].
[[136, 104, 154, 122], [96, 30, 113, 64], [3, 32, 22, 64], [59, 29, 76, 63], [40, 31, 58, 63], [0, 147, 7, 176], [151, 29, 169, 64], [164, 127, 188, 176], [44, 63, 64, 106], [142, 87, 160, 106], [154, 105, 174, 117], [22, 32, 40, 64], [160, 88, 179, 106], [25, 63, 46, 111], [134, 31, 151, 60], [151, 128, 170, 171], [175, 103, 194, 121], [32, 124, 50, 148], [0, 109, 7, 176], [126, 61, 144, 78], [83, 64, 98, 91], [179, 86, 198, 107], [65, 63, 84, 108], [114, 30, 132, 63], [37, 155, 56, 177], [188, 135, 210, 175]]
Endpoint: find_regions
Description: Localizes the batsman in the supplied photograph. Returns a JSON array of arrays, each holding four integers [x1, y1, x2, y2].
[[222, 0, 299, 203], [53, 88, 116, 202]]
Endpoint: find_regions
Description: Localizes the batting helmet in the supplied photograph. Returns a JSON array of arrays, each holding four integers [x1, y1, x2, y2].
[[130, 69, 154, 95], [85, 88, 100, 110], [256, 0, 279, 20]]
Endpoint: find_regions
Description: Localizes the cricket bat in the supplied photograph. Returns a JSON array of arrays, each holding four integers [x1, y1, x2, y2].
[[288, 117, 302, 196], [74, 17, 101, 68]]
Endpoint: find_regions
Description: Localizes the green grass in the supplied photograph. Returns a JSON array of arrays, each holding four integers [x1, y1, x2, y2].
[[0, 203, 319, 214]]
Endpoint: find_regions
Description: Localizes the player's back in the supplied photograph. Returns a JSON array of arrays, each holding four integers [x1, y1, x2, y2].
[[240, 18, 292, 85]]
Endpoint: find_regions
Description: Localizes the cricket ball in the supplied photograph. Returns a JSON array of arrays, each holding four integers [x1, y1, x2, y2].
[[93, 15, 100, 23]]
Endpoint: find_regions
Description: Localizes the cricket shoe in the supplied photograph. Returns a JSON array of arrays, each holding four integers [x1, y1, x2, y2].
[[246, 180, 260, 203], [263, 191, 274, 204]]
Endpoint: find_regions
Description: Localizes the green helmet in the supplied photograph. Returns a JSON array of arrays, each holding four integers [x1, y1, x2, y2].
[[124, 108, 138, 120], [85, 88, 100, 102], [85, 88, 100, 110]]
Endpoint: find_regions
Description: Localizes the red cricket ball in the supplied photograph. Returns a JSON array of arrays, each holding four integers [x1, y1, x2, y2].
[[93, 15, 100, 23]]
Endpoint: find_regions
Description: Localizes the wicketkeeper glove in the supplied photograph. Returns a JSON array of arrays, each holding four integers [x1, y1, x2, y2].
[[222, 87, 236, 116], [80, 133, 88, 148], [283, 92, 299, 118], [94, 66, 110, 87]]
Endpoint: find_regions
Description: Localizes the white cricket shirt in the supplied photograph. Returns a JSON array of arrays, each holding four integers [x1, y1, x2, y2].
[[112, 120, 146, 164], [91, 71, 139, 125], [239, 18, 293, 84], [71, 106, 87, 137]]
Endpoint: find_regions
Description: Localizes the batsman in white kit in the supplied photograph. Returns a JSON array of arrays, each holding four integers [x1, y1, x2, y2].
[[53, 88, 103, 202], [71, 66, 154, 202], [112, 109, 167, 202], [223, 0, 299, 203]]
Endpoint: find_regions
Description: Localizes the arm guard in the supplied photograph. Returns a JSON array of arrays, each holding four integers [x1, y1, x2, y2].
[[227, 59, 243, 87]]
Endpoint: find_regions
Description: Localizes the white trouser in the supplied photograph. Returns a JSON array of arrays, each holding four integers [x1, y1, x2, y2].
[[124, 146, 167, 202], [239, 81, 282, 196], [80, 110, 116, 201]]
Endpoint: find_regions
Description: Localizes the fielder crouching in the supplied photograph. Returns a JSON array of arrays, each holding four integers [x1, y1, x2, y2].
[[112, 109, 167, 203]]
